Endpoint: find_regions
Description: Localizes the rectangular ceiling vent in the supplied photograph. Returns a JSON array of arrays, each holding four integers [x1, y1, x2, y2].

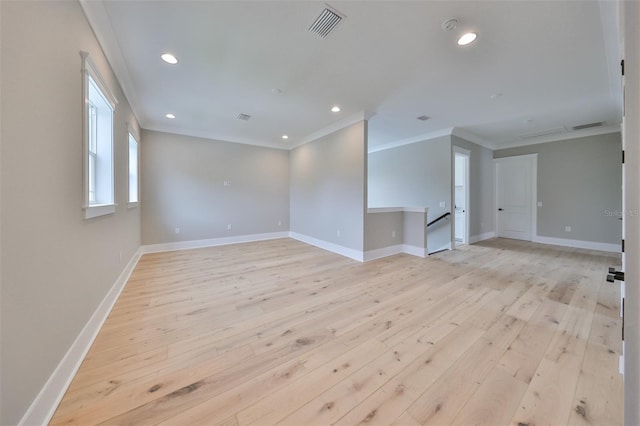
[[572, 121, 605, 131], [519, 127, 565, 140], [309, 6, 344, 38], [236, 113, 251, 121]]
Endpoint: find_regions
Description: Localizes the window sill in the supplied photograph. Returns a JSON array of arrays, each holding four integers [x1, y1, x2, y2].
[[127, 202, 139, 209], [84, 203, 116, 219]]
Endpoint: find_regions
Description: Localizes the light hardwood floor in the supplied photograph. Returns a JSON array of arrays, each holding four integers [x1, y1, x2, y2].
[[51, 238, 623, 425]]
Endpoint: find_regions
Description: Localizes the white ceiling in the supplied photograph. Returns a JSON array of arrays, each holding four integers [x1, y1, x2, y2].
[[82, 0, 622, 151]]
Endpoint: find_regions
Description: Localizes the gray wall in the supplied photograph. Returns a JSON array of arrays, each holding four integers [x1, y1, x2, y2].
[[141, 130, 290, 244], [368, 136, 452, 252], [1, 1, 141, 424], [364, 212, 403, 251], [290, 121, 367, 251], [451, 136, 495, 239], [495, 132, 622, 244]]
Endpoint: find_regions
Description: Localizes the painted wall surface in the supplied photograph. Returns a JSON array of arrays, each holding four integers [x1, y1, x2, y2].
[[140, 130, 290, 244], [494, 132, 622, 244], [364, 212, 403, 251], [451, 136, 495, 239], [368, 136, 452, 252], [290, 121, 367, 251], [1, 1, 141, 424]]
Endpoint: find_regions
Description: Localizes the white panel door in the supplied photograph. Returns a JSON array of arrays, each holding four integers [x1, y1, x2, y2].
[[496, 157, 533, 241]]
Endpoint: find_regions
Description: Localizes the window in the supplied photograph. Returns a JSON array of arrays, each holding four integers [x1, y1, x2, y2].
[[82, 52, 117, 218], [128, 132, 139, 205]]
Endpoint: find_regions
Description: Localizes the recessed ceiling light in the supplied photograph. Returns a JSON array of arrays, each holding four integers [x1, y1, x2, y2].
[[490, 93, 502, 99], [331, 106, 341, 112], [161, 53, 178, 64], [457, 32, 477, 46], [282, 134, 289, 139], [165, 113, 175, 119], [441, 18, 458, 31]]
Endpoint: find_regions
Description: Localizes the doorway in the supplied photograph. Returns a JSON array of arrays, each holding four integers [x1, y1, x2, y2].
[[494, 154, 537, 241], [454, 148, 470, 246]]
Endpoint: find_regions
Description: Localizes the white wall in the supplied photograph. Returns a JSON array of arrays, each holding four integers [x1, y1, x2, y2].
[[290, 121, 367, 252], [1, 1, 141, 424], [141, 130, 290, 245]]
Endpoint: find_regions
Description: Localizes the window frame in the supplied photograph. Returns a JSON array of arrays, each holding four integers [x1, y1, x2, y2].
[[81, 52, 118, 219], [127, 128, 140, 207]]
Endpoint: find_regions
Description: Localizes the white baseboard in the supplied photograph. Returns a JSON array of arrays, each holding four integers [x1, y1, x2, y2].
[[429, 242, 452, 254], [363, 245, 403, 262], [18, 248, 143, 426], [140, 232, 289, 254], [469, 231, 496, 244], [402, 244, 428, 258], [289, 232, 364, 262], [533, 235, 621, 253]]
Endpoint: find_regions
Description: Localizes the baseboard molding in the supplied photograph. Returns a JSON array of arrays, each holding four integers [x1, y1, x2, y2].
[[289, 232, 364, 262], [429, 242, 452, 255], [469, 231, 496, 244], [363, 245, 403, 262], [402, 244, 428, 258], [533, 235, 621, 253], [18, 248, 143, 426], [140, 232, 289, 254]]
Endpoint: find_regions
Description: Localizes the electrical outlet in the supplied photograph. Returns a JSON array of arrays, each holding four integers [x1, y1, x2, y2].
[[565, 225, 571, 232], [537, 201, 543, 207], [224, 180, 232, 186], [175, 227, 180, 234], [278, 220, 282, 226], [227, 224, 232, 230], [337, 230, 341, 237], [392, 230, 396, 238], [439, 201, 446, 208]]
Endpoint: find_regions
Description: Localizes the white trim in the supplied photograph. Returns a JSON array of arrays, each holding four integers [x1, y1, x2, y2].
[[532, 235, 621, 253], [494, 154, 538, 241], [18, 248, 142, 426], [451, 127, 494, 149], [453, 147, 471, 246], [292, 110, 375, 149], [363, 245, 403, 261], [401, 244, 428, 258], [368, 128, 453, 153], [79, 1, 141, 124], [367, 207, 428, 214], [469, 231, 496, 244], [289, 232, 364, 262], [429, 242, 452, 254], [140, 232, 289, 254], [493, 125, 621, 150], [84, 203, 116, 219]]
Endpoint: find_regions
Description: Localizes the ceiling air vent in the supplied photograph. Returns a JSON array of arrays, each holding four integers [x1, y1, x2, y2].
[[519, 127, 565, 140], [309, 6, 344, 38], [572, 121, 605, 131], [236, 113, 251, 121], [417, 115, 430, 121]]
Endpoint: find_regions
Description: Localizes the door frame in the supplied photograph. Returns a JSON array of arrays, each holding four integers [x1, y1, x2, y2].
[[493, 153, 538, 241], [453, 146, 470, 246]]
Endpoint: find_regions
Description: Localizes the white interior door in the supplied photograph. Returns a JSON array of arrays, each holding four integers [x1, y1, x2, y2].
[[454, 152, 468, 245], [495, 155, 536, 241]]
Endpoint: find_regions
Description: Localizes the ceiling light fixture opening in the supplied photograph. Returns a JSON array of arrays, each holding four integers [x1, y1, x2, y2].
[[161, 53, 178, 64], [457, 32, 477, 46], [165, 113, 176, 119], [331, 106, 341, 112]]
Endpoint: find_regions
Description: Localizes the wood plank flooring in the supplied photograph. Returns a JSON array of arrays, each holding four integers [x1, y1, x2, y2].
[[50, 238, 623, 425]]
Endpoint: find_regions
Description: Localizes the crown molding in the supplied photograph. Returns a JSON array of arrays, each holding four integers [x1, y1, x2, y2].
[[493, 124, 621, 150], [290, 110, 375, 149], [368, 128, 454, 153]]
